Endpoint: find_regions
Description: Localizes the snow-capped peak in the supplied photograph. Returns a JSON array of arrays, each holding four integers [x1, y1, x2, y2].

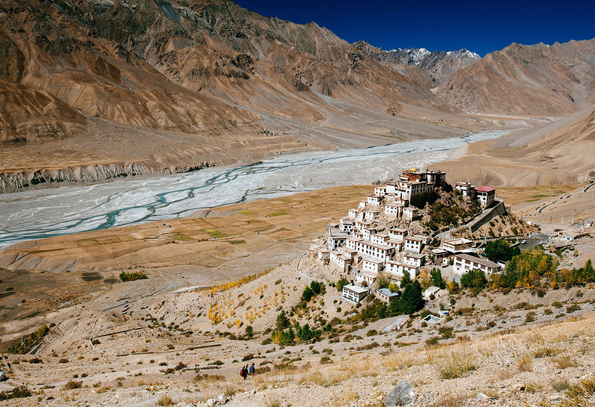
[[385, 47, 430, 65], [447, 49, 481, 60]]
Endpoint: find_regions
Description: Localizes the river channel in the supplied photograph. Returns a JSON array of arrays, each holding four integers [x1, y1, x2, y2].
[[0, 131, 509, 249]]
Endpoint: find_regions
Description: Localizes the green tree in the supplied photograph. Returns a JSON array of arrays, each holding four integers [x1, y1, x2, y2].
[[245, 325, 254, 339], [400, 270, 412, 289], [310, 281, 324, 295], [276, 310, 290, 330], [336, 277, 349, 292], [430, 268, 445, 289], [584, 259, 595, 281], [460, 269, 487, 289], [301, 286, 314, 302], [400, 281, 424, 314], [484, 239, 520, 263], [376, 272, 390, 289]]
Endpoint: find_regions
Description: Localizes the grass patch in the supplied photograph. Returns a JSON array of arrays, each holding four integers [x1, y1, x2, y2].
[[533, 347, 558, 358], [430, 393, 468, 407], [203, 229, 229, 238], [229, 240, 246, 245], [554, 355, 578, 369], [437, 352, 477, 380], [170, 232, 193, 241], [238, 210, 257, 215], [266, 212, 289, 217], [566, 377, 595, 398]]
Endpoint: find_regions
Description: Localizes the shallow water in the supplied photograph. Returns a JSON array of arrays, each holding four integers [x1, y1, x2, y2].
[[0, 131, 509, 249]]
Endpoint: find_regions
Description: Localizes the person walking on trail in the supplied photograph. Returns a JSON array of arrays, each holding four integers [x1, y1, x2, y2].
[[241, 365, 248, 380], [249, 362, 255, 376]]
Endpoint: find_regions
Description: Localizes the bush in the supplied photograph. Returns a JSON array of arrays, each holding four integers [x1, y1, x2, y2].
[[156, 395, 174, 406], [62, 380, 82, 390], [525, 311, 536, 323], [320, 356, 333, 365], [336, 278, 349, 292], [119, 271, 147, 282], [0, 385, 31, 401], [566, 304, 581, 313], [425, 337, 440, 346], [438, 354, 477, 379]]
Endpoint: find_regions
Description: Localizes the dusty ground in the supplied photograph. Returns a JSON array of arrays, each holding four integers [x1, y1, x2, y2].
[[431, 105, 595, 187], [0, 276, 594, 407], [0, 185, 370, 344], [1, 172, 595, 406]]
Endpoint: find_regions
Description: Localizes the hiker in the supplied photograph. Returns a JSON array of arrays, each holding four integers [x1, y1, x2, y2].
[[249, 362, 255, 376], [241, 365, 248, 380]]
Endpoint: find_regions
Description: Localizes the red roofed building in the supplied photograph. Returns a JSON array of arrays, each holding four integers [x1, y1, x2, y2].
[[476, 186, 495, 207]]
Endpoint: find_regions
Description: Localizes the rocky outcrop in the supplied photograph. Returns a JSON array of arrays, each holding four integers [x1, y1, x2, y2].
[[0, 79, 87, 143], [0, 161, 219, 192]]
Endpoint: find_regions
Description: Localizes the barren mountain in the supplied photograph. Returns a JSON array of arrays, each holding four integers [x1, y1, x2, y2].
[[438, 39, 595, 114], [0, 0, 461, 143], [2, 0, 595, 191], [433, 104, 595, 186], [1, 0, 499, 188]]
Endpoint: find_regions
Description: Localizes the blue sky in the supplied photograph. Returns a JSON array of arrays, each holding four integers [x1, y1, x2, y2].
[[234, 0, 595, 56]]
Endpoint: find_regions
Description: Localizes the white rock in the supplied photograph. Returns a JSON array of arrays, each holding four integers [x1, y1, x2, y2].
[[476, 392, 491, 401]]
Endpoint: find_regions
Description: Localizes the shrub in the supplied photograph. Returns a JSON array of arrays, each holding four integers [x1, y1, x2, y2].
[[425, 337, 440, 346], [58, 358, 69, 364], [439, 326, 455, 339], [0, 385, 31, 401], [517, 355, 533, 372], [119, 271, 148, 282], [533, 347, 557, 358], [566, 304, 581, 313], [156, 395, 174, 406], [524, 312, 536, 323], [320, 356, 333, 365], [552, 379, 569, 392], [62, 380, 82, 390]]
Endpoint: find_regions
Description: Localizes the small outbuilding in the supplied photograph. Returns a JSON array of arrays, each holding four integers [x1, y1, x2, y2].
[[342, 284, 369, 303]]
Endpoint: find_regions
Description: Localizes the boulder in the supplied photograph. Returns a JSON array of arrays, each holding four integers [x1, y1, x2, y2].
[[384, 379, 415, 406]]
